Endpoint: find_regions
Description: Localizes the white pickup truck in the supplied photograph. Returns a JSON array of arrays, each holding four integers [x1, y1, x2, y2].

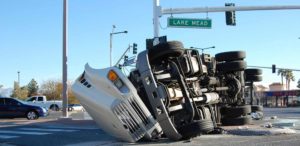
[[25, 96, 62, 111]]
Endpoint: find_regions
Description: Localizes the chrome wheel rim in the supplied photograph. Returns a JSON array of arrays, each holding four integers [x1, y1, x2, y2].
[[27, 111, 37, 120]]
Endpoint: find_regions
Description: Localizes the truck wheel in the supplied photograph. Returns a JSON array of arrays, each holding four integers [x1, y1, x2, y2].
[[245, 69, 262, 75], [220, 105, 251, 118], [178, 119, 214, 140], [251, 105, 263, 112], [216, 61, 247, 72], [148, 41, 184, 62], [215, 51, 246, 62], [245, 75, 262, 82], [221, 115, 252, 126], [26, 110, 39, 120], [50, 105, 59, 111]]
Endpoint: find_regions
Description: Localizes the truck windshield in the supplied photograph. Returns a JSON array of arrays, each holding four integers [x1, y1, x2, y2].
[[26, 97, 35, 101]]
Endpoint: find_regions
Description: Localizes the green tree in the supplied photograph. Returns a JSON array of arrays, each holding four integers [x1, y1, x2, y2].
[[285, 70, 295, 106], [11, 81, 28, 100], [285, 70, 295, 90], [297, 79, 300, 89], [27, 79, 39, 97], [277, 69, 286, 86]]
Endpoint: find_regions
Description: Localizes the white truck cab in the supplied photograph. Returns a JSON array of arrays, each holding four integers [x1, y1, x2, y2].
[[26, 96, 62, 111]]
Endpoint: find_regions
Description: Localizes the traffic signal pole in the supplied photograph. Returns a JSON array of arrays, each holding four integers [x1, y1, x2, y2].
[[248, 65, 300, 72], [161, 5, 300, 14], [153, 0, 300, 42], [115, 45, 131, 67]]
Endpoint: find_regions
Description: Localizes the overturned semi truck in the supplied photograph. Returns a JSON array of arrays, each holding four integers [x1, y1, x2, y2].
[[72, 40, 263, 142]]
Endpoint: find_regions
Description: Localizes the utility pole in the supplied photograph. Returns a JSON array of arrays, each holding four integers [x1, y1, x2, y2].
[[62, 0, 68, 118]]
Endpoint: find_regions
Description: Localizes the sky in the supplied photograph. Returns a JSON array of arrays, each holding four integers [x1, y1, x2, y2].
[[0, 0, 300, 91]]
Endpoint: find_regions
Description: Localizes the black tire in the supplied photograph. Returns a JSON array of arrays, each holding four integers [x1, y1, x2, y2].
[[215, 51, 246, 62], [245, 75, 262, 82], [50, 105, 59, 111], [26, 110, 39, 120], [221, 115, 252, 126], [245, 82, 253, 86], [216, 61, 247, 72], [220, 105, 251, 118], [251, 105, 263, 112], [148, 41, 184, 62], [178, 119, 214, 140], [245, 69, 262, 75]]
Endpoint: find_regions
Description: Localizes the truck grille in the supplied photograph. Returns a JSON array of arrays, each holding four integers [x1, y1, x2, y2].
[[113, 101, 144, 140], [127, 97, 150, 126]]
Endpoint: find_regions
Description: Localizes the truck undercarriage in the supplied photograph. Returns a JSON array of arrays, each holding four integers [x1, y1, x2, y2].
[[72, 39, 263, 142]]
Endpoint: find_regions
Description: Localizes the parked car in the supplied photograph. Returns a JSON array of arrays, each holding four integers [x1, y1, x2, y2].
[[0, 97, 48, 120], [25, 96, 62, 111], [68, 104, 85, 111]]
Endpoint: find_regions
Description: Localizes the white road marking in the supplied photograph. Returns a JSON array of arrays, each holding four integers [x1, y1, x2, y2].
[[43, 125, 98, 130], [0, 135, 19, 139], [0, 130, 51, 135], [18, 128, 78, 132]]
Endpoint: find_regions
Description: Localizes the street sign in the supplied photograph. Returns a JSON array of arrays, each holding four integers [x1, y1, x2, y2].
[[168, 17, 212, 29]]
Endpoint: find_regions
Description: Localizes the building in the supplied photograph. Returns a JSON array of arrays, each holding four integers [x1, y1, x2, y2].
[[255, 82, 300, 107]]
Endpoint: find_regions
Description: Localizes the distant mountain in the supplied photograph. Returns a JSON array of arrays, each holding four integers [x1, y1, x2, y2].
[[0, 88, 13, 97]]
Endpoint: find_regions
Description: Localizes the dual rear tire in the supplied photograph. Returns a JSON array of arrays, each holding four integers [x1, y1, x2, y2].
[[215, 51, 247, 73], [220, 105, 252, 126]]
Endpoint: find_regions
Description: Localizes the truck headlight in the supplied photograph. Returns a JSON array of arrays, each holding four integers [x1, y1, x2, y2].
[[108, 70, 124, 89]]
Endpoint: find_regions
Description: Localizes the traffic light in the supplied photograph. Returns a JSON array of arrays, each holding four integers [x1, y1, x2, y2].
[[133, 43, 137, 54], [272, 64, 276, 73], [118, 64, 122, 69], [124, 55, 128, 61], [225, 3, 236, 26]]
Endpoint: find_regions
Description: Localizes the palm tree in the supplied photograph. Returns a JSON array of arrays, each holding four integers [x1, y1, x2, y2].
[[285, 70, 295, 106], [277, 69, 286, 87], [285, 70, 295, 90], [277, 69, 287, 106]]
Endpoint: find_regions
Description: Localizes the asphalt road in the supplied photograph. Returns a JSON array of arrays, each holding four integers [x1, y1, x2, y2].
[[0, 108, 300, 146]]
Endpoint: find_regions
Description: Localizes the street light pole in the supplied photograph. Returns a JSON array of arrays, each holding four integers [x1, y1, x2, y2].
[[17, 71, 20, 86], [190, 46, 215, 54], [109, 26, 127, 67], [62, 0, 68, 118]]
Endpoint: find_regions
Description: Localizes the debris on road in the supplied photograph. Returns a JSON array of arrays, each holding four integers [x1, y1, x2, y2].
[[251, 111, 264, 120], [263, 122, 273, 128], [271, 116, 277, 119]]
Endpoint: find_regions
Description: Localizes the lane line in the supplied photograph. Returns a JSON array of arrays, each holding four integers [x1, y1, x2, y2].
[[0, 130, 51, 135], [0, 135, 19, 139], [43, 125, 99, 130], [18, 128, 77, 132]]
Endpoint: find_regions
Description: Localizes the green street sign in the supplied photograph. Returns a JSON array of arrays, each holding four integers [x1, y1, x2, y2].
[[168, 17, 212, 29]]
